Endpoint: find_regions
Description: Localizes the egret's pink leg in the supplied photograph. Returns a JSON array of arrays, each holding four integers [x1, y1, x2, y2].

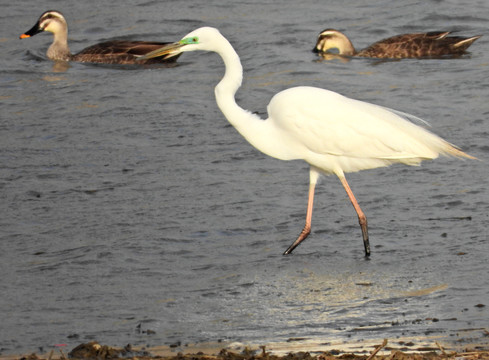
[[283, 180, 316, 255], [283, 170, 370, 256], [339, 175, 370, 257]]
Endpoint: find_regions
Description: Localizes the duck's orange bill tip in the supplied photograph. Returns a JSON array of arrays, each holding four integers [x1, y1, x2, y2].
[[20, 34, 30, 39]]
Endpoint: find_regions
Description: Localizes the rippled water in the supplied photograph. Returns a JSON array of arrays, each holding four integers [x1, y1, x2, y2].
[[1, 0, 488, 356]]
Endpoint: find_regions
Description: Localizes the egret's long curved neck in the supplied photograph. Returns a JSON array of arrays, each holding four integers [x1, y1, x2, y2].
[[206, 32, 290, 161], [213, 37, 262, 136], [215, 38, 243, 99]]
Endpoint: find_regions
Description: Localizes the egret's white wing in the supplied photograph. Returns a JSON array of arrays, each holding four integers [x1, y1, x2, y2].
[[268, 86, 448, 161]]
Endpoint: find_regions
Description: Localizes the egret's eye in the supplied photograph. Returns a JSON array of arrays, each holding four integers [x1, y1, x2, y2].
[[181, 36, 199, 45]]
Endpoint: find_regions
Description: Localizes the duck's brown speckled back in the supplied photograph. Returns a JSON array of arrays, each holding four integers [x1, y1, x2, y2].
[[358, 32, 481, 58], [72, 40, 181, 64]]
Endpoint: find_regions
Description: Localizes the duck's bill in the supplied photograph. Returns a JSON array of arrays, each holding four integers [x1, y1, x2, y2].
[[20, 23, 42, 39], [138, 42, 185, 61]]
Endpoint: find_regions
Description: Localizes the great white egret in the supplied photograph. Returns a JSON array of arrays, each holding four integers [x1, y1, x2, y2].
[[19, 10, 180, 64], [313, 29, 481, 58], [139, 27, 474, 256]]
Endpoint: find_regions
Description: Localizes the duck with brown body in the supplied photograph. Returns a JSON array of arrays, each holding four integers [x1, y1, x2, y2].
[[313, 29, 481, 59], [20, 10, 180, 64]]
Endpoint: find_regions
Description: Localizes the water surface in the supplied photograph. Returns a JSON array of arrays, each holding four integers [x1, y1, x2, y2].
[[1, 0, 488, 355]]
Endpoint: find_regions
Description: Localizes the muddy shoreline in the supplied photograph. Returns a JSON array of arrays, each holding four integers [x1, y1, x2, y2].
[[3, 335, 489, 360]]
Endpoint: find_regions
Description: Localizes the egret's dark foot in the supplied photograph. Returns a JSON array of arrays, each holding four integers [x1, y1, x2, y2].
[[283, 240, 300, 255], [283, 244, 296, 255], [360, 219, 370, 257], [363, 238, 371, 257], [283, 227, 310, 255]]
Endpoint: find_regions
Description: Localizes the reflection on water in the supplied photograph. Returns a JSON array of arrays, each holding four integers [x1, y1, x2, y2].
[[51, 61, 71, 73], [1, 0, 489, 355], [315, 53, 352, 63]]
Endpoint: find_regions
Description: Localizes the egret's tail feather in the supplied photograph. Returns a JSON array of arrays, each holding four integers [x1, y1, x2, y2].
[[444, 143, 477, 159]]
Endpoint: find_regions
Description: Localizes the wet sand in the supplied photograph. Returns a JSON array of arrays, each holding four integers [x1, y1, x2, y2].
[[3, 334, 489, 360]]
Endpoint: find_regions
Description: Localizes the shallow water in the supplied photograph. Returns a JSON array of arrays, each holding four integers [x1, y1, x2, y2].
[[1, 0, 488, 355]]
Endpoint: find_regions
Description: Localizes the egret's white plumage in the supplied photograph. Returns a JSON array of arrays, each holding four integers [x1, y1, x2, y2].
[[140, 27, 474, 256]]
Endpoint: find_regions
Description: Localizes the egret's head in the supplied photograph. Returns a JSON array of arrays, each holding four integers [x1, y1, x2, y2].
[[137, 27, 223, 61], [20, 10, 67, 39]]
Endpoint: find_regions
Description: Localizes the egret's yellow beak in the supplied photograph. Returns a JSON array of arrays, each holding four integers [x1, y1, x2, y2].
[[138, 41, 185, 61]]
